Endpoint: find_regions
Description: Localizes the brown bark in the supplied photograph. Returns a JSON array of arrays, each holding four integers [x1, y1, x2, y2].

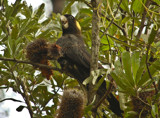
[[50, 0, 65, 14], [89, 0, 101, 117], [90, 0, 101, 72]]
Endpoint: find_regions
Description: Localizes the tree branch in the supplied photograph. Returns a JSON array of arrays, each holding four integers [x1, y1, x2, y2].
[[146, 45, 158, 94], [0, 57, 63, 73], [131, 11, 135, 40], [137, 96, 151, 108], [8, 65, 33, 118], [136, 0, 151, 41], [50, 0, 65, 14], [90, 0, 101, 117], [92, 79, 113, 111], [0, 98, 23, 103], [90, 0, 101, 71], [100, 0, 123, 39], [84, 1, 126, 36], [18, 78, 33, 118]]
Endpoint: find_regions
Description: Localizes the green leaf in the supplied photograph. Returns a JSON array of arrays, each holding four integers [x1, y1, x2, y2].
[[138, 59, 160, 87], [131, 51, 140, 82], [151, 104, 158, 118], [5, 5, 13, 20], [79, 8, 92, 15], [111, 72, 127, 91], [21, 2, 32, 18], [101, 45, 109, 51], [136, 55, 146, 86], [80, 17, 92, 28], [83, 75, 92, 85], [11, 24, 18, 39], [62, 1, 74, 14], [152, 0, 160, 5], [34, 3, 45, 19], [94, 75, 104, 91], [16, 105, 26, 112], [152, 61, 160, 70], [121, 17, 130, 24], [101, 36, 113, 45], [122, 52, 134, 86], [111, 60, 136, 95], [11, 3, 23, 17], [120, 0, 129, 13], [148, 27, 158, 44], [132, 0, 142, 13], [111, 72, 136, 95]]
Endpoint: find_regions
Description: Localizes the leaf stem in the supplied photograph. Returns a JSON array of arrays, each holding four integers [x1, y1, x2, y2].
[[146, 45, 158, 94]]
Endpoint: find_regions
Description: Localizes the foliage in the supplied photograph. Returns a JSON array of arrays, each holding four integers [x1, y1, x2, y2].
[[0, 0, 160, 118]]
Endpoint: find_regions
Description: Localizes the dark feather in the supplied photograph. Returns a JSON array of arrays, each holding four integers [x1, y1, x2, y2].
[[54, 14, 124, 117]]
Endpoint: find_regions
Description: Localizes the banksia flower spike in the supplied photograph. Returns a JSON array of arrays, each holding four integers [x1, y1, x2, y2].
[[56, 89, 85, 118], [26, 39, 53, 80]]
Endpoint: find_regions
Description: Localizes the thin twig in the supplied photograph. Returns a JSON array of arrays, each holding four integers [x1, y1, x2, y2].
[[131, 11, 135, 40], [8, 66, 33, 117], [18, 78, 33, 118], [0, 57, 63, 73], [136, 0, 151, 41], [146, 45, 158, 94], [84, 0, 126, 38], [100, 0, 123, 39], [90, 0, 102, 117], [106, 35, 111, 53], [137, 96, 151, 108], [105, 33, 144, 48], [92, 80, 113, 111], [104, 16, 127, 36], [84, 1, 92, 8], [0, 98, 23, 103]]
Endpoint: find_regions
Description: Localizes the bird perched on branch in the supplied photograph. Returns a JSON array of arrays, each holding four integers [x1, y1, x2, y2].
[[48, 14, 124, 117], [26, 14, 123, 117]]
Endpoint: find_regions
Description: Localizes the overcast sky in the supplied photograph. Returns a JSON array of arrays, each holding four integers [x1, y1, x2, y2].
[[1, 1, 52, 118]]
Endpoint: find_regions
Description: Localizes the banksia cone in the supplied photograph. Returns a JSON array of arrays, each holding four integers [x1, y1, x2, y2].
[[47, 43, 62, 60], [56, 89, 84, 118], [131, 91, 154, 118], [39, 59, 53, 80], [26, 39, 53, 80], [26, 39, 48, 63]]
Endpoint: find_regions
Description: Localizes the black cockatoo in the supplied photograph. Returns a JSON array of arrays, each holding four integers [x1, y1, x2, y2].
[[49, 14, 124, 117]]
